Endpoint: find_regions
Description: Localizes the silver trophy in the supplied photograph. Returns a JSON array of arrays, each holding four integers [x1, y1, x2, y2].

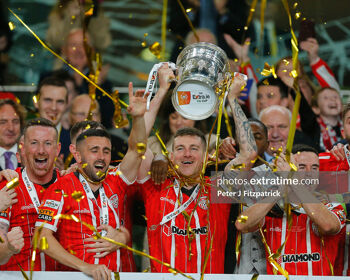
[[172, 42, 230, 120], [144, 42, 243, 120]]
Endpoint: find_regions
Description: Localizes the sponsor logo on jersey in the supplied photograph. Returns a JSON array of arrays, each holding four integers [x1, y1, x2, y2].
[[198, 196, 208, 210], [269, 227, 282, 232], [38, 209, 54, 222], [73, 208, 90, 214], [21, 204, 35, 211], [109, 194, 119, 209], [0, 210, 8, 218], [160, 197, 175, 205], [282, 252, 320, 263], [43, 200, 60, 210], [171, 225, 207, 236]]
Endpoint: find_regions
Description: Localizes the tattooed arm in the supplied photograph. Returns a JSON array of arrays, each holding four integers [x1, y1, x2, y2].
[[225, 75, 257, 172]]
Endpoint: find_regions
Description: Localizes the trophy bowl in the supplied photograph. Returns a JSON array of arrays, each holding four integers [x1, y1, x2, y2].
[[172, 42, 229, 120]]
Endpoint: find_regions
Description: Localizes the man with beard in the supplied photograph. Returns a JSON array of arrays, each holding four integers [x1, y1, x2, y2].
[[35, 83, 147, 279], [0, 118, 61, 270]]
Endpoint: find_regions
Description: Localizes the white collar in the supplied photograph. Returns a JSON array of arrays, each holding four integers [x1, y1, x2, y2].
[[0, 144, 18, 156]]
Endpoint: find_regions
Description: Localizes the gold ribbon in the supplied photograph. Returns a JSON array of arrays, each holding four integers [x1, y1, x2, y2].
[[161, 0, 168, 60], [175, 0, 199, 42]]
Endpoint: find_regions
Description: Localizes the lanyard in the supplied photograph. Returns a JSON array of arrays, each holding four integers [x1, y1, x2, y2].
[[344, 144, 350, 168], [79, 173, 120, 269], [161, 179, 202, 273], [22, 168, 42, 213], [22, 168, 57, 271]]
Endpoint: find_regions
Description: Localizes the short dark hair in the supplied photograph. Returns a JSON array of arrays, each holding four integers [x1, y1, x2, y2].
[[292, 144, 318, 156], [76, 128, 111, 146], [173, 127, 207, 150], [37, 76, 68, 102], [257, 76, 289, 99], [248, 118, 268, 139], [23, 118, 58, 141], [0, 98, 27, 129], [70, 121, 106, 142]]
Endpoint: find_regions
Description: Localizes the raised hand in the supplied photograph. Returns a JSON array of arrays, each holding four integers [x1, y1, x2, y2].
[[299, 38, 319, 65], [219, 137, 237, 160], [224, 34, 250, 63], [227, 74, 246, 100], [158, 63, 175, 91], [127, 82, 148, 117], [0, 187, 18, 212]]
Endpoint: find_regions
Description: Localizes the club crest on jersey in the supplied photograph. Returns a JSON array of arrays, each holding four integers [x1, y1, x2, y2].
[[109, 194, 119, 209], [281, 252, 320, 263], [198, 196, 208, 210]]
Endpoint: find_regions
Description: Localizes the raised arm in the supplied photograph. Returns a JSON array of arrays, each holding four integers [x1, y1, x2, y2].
[[225, 75, 257, 172], [119, 82, 148, 183], [144, 64, 175, 137]]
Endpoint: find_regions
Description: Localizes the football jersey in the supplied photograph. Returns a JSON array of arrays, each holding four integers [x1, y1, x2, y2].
[[0, 168, 58, 271], [263, 203, 346, 276], [35, 170, 130, 271], [138, 176, 231, 273]]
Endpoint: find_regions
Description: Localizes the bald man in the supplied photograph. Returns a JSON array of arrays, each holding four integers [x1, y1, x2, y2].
[[69, 94, 101, 127]]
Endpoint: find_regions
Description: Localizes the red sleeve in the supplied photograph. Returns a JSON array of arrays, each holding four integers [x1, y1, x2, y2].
[[311, 58, 340, 91], [35, 180, 64, 232]]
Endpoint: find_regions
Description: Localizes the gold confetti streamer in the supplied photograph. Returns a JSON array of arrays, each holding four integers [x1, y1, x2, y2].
[[161, 0, 168, 60], [82, 163, 88, 168], [71, 191, 85, 202], [149, 42, 162, 59], [114, 272, 120, 280], [175, 0, 199, 42], [112, 90, 129, 129], [237, 215, 248, 223], [6, 177, 19, 190], [39, 237, 49, 250], [321, 236, 334, 276], [261, 62, 277, 78], [56, 214, 196, 280], [136, 143, 146, 154], [8, 21, 15, 30], [32, 95, 38, 104], [96, 171, 106, 178], [251, 274, 259, 280]]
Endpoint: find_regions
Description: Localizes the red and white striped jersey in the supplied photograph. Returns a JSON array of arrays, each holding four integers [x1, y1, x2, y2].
[[263, 203, 346, 276], [138, 176, 231, 273], [311, 58, 340, 91], [35, 170, 131, 271], [0, 168, 58, 271]]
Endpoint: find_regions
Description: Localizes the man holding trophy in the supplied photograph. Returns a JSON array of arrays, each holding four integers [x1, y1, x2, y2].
[[138, 42, 257, 273]]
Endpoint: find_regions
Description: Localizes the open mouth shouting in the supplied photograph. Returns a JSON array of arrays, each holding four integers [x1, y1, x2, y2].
[[34, 157, 48, 169]]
